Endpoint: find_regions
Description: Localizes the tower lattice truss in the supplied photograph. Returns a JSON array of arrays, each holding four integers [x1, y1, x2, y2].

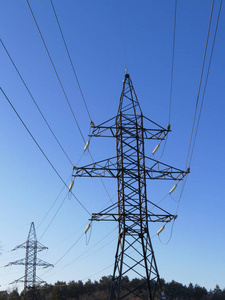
[[7, 222, 53, 297], [73, 74, 188, 300]]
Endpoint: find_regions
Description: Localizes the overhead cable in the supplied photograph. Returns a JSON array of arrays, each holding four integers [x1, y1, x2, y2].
[[54, 232, 85, 267], [26, 0, 86, 144], [41, 231, 85, 277], [27, 0, 113, 205], [188, 0, 223, 167], [0, 88, 91, 216], [39, 192, 69, 240], [37, 176, 69, 230], [0, 39, 73, 166], [80, 232, 158, 282], [158, 1, 220, 244], [185, 0, 215, 169], [41, 226, 117, 280], [168, 0, 177, 124], [153, 1, 178, 160], [50, 0, 92, 121], [51, 0, 114, 204], [59, 226, 117, 270], [176, 0, 221, 219], [165, 1, 222, 241]]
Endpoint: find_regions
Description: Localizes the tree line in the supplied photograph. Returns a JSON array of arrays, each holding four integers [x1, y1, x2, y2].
[[0, 276, 224, 300]]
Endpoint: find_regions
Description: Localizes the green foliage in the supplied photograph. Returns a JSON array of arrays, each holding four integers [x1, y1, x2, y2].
[[1, 277, 225, 300]]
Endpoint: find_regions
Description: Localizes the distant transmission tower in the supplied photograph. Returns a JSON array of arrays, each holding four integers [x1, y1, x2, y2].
[[73, 73, 188, 299], [6, 222, 53, 299]]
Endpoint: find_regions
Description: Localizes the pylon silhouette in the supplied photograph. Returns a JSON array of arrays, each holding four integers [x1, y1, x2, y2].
[[73, 73, 188, 299]]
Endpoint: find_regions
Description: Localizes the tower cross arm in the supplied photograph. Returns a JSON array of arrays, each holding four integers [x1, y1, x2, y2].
[[7, 258, 26, 266], [91, 212, 177, 223], [145, 156, 189, 180], [90, 200, 177, 223], [9, 276, 25, 285], [37, 241, 48, 251], [73, 156, 118, 178], [90, 116, 170, 140], [73, 156, 189, 180], [36, 258, 54, 268]]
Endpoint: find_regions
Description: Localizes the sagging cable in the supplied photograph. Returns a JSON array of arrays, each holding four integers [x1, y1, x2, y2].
[[157, 215, 177, 236]]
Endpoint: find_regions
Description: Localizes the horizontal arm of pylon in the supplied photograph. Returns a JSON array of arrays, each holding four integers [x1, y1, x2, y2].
[[10, 276, 25, 284], [7, 258, 26, 266], [73, 156, 118, 178], [36, 241, 48, 250], [90, 116, 169, 140], [36, 258, 54, 267], [91, 211, 176, 223], [90, 199, 176, 223], [35, 276, 46, 285], [145, 156, 189, 180], [12, 242, 26, 250], [73, 156, 188, 180]]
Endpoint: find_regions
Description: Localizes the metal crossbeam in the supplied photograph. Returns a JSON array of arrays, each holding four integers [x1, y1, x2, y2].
[[74, 156, 186, 180], [91, 115, 170, 140]]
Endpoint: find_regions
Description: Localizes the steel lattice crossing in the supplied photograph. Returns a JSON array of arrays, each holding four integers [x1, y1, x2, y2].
[[6, 222, 53, 300], [73, 73, 188, 299]]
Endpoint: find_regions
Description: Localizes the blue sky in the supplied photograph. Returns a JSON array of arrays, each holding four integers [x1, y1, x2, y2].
[[0, 0, 225, 293]]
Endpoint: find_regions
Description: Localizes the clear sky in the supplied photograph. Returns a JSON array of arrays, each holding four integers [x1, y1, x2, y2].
[[0, 0, 225, 294]]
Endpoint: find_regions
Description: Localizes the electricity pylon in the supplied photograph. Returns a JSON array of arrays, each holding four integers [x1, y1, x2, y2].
[[73, 73, 188, 299], [6, 222, 53, 299]]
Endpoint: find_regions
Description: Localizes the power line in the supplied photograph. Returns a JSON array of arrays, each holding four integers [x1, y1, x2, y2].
[[185, 0, 215, 169], [81, 232, 159, 283], [0, 39, 73, 166], [159, 0, 221, 245], [37, 176, 69, 230], [158, 0, 178, 160], [41, 226, 118, 281], [26, 0, 113, 205], [1, 37, 87, 227], [26, 0, 86, 144], [188, 0, 223, 167], [81, 263, 114, 282], [0, 88, 91, 216], [54, 232, 85, 266], [41, 231, 86, 278], [50, 0, 92, 122], [50, 0, 114, 204], [168, 0, 177, 124], [39, 192, 68, 240], [59, 226, 117, 270]]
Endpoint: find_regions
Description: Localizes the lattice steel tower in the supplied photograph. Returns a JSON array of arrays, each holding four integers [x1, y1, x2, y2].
[[6, 222, 53, 299], [73, 73, 188, 299]]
